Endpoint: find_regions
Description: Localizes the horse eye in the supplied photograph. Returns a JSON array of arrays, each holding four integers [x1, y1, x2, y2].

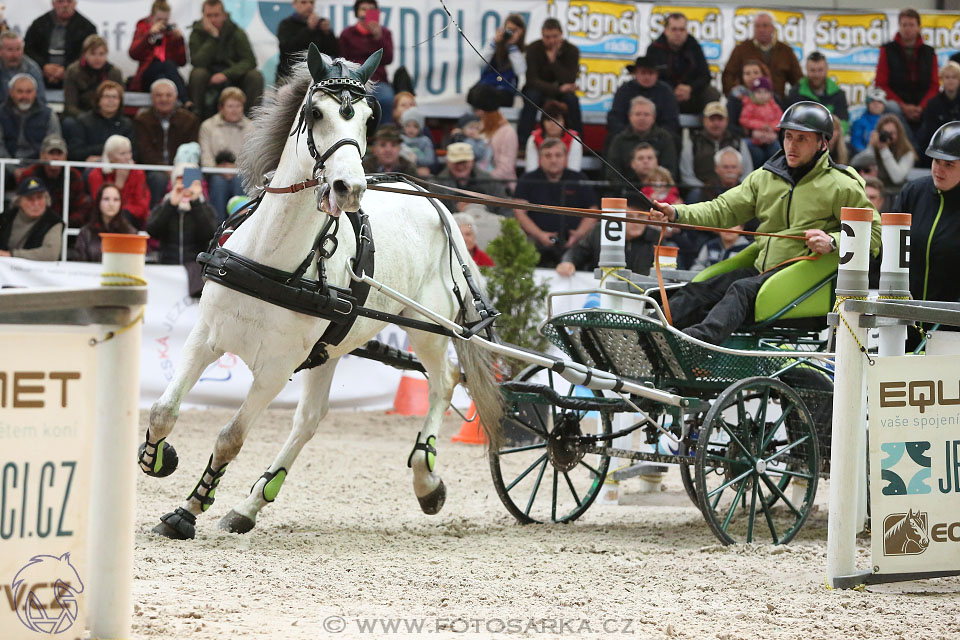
[[311, 107, 323, 120]]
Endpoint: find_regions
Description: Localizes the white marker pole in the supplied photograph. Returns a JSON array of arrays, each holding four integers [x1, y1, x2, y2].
[[826, 207, 873, 586], [878, 213, 911, 358], [598, 197, 627, 311], [88, 234, 147, 639]]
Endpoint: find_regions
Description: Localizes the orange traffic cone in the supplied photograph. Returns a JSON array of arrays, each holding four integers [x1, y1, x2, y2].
[[388, 353, 430, 416], [452, 401, 487, 444]]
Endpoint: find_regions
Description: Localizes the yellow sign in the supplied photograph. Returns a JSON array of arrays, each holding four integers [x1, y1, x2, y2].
[[733, 8, 805, 49], [830, 68, 878, 111], [649, 6, 723, 61], [563, 0, 639, 56], [576, 57, 632, 111], [921, 13, 960, 51], [813, 13, 888, 53]]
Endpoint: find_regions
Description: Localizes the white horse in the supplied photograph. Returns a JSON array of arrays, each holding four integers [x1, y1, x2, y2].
[[139, 46, 502, 539]]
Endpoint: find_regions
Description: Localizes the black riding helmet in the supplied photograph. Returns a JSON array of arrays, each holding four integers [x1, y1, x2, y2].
[[778, 101, 833, 139], [926, 121, 960, 161]]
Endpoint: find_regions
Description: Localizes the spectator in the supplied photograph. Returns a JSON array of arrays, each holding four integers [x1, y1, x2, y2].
[[786, 52, 849, 131], [517, 18, 580, 144], [642, 166, 682, 207], [918, 62, 960, 154], [721, 12, 802, 101], [692, 225, 751, 271], [24, 0, 97, 90], [740, 77, 782, 168], [0, 178, 62, 260], [0, 31, 46, 107], [433, 142, 509, 216], [277, 0, 339, 83], [691, 146, 748, 203], [129, 0, 188, 103], [63, 80, 134, 161], [188, 0, 264, 119], [646, 13, 721, 115], [628, 142, 660, 187], [146, 163, 217, 265], [850, 88, 888, 154], [606, 96, 678, 190], [134, 78, 201, 205], [524, 100, 583, 172], [392, 91, 416, 124], [513, 138, 597, 267], [0, 75, 60, 180], [851, 114, 917, 189], [828, 114, 848, 165], [680, 101, 752, 198], [62, 34, 122, 119], [17, 134, 92, 228], [199, 87, 251, 220], [361, 124, 416, 174], [453, 212, 494, 267], [556, 206, 658, 277], [399, 107, 435, 176], [340, 0, 395, 124], [878, 9, 937, 136], [725, 59, 772, 138], [607, 55, 680, 143], [468, 14, 526, 109], [864, 176, 886, 212], [470, 86, 518, 190], [73, 183, 137, 262], [88, 135, 151, 228], [447, 113, 491, 169]]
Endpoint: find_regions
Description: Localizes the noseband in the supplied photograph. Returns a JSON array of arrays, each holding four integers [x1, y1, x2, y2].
[[262, 74, 372, 206]]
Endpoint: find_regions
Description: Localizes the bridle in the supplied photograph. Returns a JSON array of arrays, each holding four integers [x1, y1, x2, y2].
[[262, 72, 374, 216]]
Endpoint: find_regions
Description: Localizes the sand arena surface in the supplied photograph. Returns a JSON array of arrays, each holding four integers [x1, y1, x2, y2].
[[133, 408, 960, 639]]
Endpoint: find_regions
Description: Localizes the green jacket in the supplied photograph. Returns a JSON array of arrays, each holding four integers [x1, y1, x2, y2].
[[675, 150, 881, 272], [189, 17, 257, 83]]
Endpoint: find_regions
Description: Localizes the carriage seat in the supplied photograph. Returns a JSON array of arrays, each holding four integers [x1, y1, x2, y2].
[[691, 242, 839, 330]]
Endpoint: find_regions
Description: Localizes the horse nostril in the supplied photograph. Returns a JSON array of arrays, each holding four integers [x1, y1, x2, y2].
[[332, 179, 350, 196]]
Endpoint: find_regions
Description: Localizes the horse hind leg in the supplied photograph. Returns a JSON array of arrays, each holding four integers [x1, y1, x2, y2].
[[152, 359, 297, 540], [140, 320, 223, 479], [220, 360, 339, 534], [405, 331, 460, 515]]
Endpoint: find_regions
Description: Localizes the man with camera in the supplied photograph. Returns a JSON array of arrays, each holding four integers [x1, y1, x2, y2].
[[129, 0, 188, 102], [340, 0, 395, 123], [277, 0, 339, 83]]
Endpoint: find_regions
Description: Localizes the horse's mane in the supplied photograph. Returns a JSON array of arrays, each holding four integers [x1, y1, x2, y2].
[[238, 55, 370, 193], [883, 515, 905, 541]]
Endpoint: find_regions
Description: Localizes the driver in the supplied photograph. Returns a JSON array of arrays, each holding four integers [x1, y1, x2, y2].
[[649, 101, 881, 344]]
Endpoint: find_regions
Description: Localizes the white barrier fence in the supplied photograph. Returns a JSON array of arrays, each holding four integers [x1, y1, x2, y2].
[[0, 258, 597, 410]]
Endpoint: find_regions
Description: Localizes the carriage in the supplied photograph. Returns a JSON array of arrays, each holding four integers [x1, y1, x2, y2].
[[488, 243, 840, 545]]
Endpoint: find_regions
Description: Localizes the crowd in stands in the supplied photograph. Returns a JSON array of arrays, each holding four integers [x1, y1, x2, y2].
[[0, 1, 955, 302]]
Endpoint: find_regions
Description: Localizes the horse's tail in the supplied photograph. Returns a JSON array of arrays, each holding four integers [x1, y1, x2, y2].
[[453, 263, 503, 452]]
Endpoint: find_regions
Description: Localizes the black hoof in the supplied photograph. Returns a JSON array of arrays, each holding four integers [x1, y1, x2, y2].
[[218, 509, 256, 534], [139, 439, 179, 478], [417, 479, 446, 515], [152, 507, 196, 540]]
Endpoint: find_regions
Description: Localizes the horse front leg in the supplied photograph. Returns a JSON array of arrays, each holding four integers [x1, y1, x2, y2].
[[219, 359, 339, 534], [406, 332, 460, 515], [152, 359, 297, 540], [140, 319, 222, 478]]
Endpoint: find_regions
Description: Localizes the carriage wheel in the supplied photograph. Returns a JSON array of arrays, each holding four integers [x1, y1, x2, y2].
[[489, 365, 612, 524], [695, 377, 819, 545], [678, 413, 704, 507]]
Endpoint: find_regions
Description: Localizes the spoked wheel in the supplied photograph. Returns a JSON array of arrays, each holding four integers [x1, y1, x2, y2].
[[678, 412, 704, 507], [489, 365, 612, 524], [695, 377, 819, 545]]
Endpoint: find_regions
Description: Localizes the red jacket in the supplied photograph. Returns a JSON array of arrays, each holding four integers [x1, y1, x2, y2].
[[469, 245, 494, 267], [128, 18, 187, 91], [88, 168, 152, 228], [338, 24, 393, 83], [875, 32, 939, 109]]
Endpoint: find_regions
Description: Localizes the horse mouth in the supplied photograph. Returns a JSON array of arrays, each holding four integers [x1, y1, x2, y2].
[[318, 183, 342, 217]]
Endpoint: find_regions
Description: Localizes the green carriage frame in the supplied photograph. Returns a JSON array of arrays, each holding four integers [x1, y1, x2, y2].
[[488, 247, 840, 545]]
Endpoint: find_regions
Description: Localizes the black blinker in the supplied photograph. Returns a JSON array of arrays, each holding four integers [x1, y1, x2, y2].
[[339, 90, 355, 120]]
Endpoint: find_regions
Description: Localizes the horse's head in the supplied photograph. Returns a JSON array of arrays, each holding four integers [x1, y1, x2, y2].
[[297, 44, 382, 215], [907, 509, 930, 548]]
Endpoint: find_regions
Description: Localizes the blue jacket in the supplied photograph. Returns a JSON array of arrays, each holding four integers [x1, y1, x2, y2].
[[850, 112, 881, 154]]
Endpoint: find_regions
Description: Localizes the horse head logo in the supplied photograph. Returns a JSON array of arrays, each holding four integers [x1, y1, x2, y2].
[[883, 509, 930, 556], [11, 552, 85, 634]]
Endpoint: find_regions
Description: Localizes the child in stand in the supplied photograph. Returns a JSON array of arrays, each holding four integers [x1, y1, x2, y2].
[[451, 113, 492, 170], [640, 166, 682, 205], [399, 107, 435, 177], [740, 76, 783, 167], [850, 88, 888, 154]]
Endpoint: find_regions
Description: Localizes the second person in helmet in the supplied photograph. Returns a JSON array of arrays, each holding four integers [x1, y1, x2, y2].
[[648, 101, 882, 345]]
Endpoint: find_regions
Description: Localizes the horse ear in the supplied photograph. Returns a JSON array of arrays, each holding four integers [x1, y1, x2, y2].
[[307, 43, 328, 81], [908, 509, 915, 518], [356, 49, 383, 84]]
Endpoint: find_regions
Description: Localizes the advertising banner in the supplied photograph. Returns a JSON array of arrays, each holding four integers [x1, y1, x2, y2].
[[869, 355, 960, 576], [0, 332, 98, 640]]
